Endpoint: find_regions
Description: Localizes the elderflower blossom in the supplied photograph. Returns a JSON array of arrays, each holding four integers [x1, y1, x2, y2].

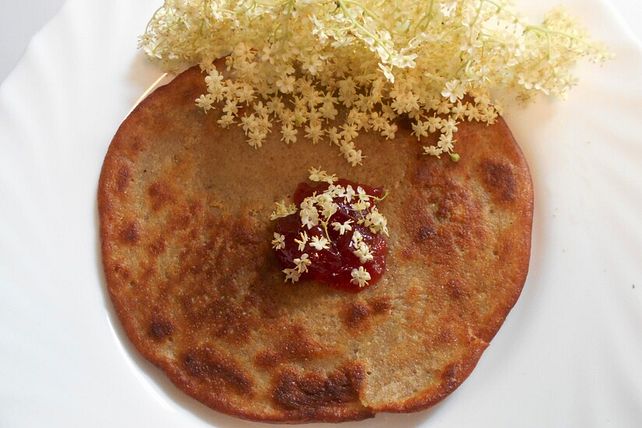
[[351, 230, 374, 263], [141, 0, 609, 161], [270, 200, 297, 220], [283, 267, 301, 283], [309, 167, 338, 184], [294, 231, 310, 252], [309, 236, 330, 251], [299, 200, 320, 229], [293, 253, 312, 273], [351, 266, 372, 288], [364, 207, 389, 235], [271, 232, 286, 250], [332, 219, 353, 235]]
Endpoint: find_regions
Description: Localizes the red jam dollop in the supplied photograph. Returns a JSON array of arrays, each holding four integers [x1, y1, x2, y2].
[[273, 179, 387, 292]]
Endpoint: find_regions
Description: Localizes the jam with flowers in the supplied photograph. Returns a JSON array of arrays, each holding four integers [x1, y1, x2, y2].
[[271, 173, 388, 292]]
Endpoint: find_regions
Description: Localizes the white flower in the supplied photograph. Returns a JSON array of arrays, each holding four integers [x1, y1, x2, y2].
[[294, 231, 309, 252], [341, 123, 359, 141], [308, 167, 338, 184], [309, 236, 330, 251], [441, 80, 466, 103], [217, 113, 235, 128], [327, 184, 345, 198], [427, 116, 442, 133], [281, 123, 297, 144], [195, 94, 213, 111], [423, 145, 443, 157], [299, 199, 320, 228], [381, 123, 397, 140], [320, 201, 338, 220], [350, 266, 372, 288], [437, 132, 455, 152], [412, 120, 429, 139], [351, 200, 370, 211], [305, 122, 324, 144], [350, 230, 373, 263], [353, 241, 374, 263], [276, 75, 296, 93], [313, 193, 338, 220], [270, 201, 297, 220], [283, 268, 301, 283], [441, 118, 458, 135], [344, 148, 364, 166], [293, 253, 312, 273], [365, 207, 389, 235], [332, 219, 353, 235], [271, 232, 286, 250], [356, 187, 370, 201], [343, 185, 356, 202]]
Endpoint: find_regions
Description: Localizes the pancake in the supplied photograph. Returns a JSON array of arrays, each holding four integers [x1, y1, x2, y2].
[[98, 66, 533, 423]]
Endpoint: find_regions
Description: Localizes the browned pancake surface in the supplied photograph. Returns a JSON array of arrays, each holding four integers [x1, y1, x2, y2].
[[98, 67, 533, 423]]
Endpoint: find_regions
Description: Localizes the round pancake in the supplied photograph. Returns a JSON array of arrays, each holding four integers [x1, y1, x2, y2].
[[98, 66, 533, 423]]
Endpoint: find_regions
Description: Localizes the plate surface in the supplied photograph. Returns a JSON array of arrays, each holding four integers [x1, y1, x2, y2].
[[0, 0, 641, 427]]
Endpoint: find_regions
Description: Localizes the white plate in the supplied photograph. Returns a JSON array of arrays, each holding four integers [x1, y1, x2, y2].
[[1, 0, 641, 427]]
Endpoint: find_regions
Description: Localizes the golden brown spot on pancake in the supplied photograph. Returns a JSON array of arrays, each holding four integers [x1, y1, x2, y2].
[[495, 237, 514, 261], [416, 224, 436, 242], [402, 197, 446, 258], [480, 159, 516, 202], [436, 201, 451, 220], [183, 347, 253, 394], [130, 136, 143, 153], [345, 302, 370, 327], [120, 221, 140, 244], [436, 327, 456, 345], [111, 263, 131, 281], [436, 184, 474, 223], [369, 296, 392, 315], [403, 175, 486, 260], [245, 284, 283, 319], [116, 165, 131, 193], [148, 181, 175, 211], [148, 238, 166, 257], [149, 316, 173, 341], [272, 364, 364, 410], [255, 351, 279, 368], [443, 279, 468, 300], [255, 326, 326, 368], [165, 201, 202, 233], [343, 298, 392, 329], [413, 158, 442, 187], [402, 199, 451, 259], [441, 363, 462, 391], [405, 285, 422, 302], [181, 294, 254, 343]]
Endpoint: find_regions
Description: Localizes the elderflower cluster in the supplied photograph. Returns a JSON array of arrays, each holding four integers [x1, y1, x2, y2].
[[141, 0, 609, 161], [270, 168, 388, 287]]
